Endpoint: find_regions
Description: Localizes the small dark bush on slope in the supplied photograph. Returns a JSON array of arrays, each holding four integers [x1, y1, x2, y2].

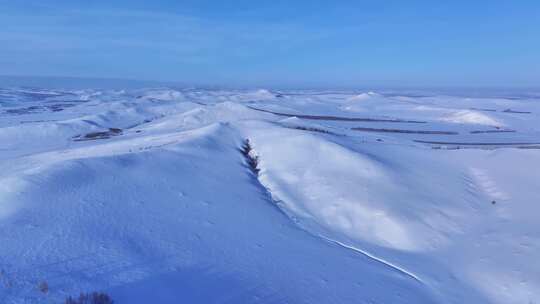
[[240, 139, 260, 175], [38, 281, 48, 294], [64, 292, 113, 304]]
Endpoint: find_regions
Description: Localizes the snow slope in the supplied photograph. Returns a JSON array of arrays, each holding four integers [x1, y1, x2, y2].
[[1, 87, 539, 303]]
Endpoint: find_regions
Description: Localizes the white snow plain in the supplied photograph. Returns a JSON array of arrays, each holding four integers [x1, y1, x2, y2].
[[0, 87, 539, 303]]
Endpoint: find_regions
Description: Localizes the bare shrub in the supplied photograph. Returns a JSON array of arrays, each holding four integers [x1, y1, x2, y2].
[[290, 125, 332, 134], [240, 139, 260, 175], [64, 292, 114, 304], [38, 281, 49, 294], [0, 269, 12, 288]]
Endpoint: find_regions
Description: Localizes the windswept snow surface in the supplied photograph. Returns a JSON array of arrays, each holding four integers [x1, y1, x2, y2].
[[1, 87, 539, 303]]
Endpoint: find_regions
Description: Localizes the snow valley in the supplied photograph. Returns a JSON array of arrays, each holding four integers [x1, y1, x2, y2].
[[1, 87, 539, 303]]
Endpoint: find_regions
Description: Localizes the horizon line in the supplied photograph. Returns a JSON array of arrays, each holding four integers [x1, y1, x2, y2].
[[1, 74, 539, 92]]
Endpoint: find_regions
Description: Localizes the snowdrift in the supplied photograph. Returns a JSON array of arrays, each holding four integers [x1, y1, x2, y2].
[[1, 87, 539, 303]]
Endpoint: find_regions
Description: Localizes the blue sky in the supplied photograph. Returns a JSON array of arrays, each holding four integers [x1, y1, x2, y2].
[[1, 1, 538, 88]]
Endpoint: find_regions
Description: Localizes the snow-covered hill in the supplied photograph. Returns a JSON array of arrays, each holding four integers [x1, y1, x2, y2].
[[1, 87, 539, 303]]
